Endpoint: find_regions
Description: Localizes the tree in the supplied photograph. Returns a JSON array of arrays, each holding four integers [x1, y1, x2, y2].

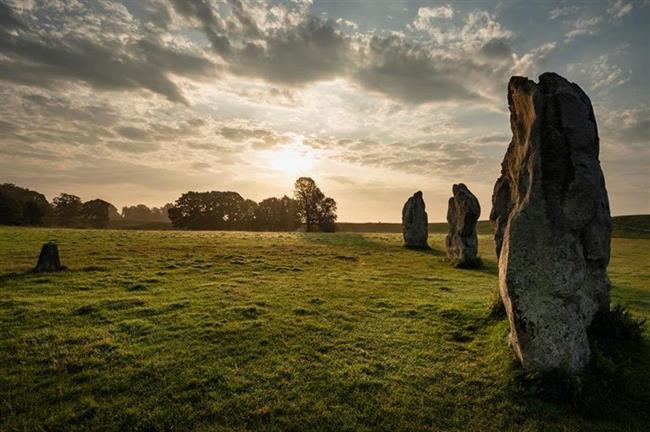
[[122, 204, 174, 222], [237, 199, 258, 230], [52, 193, 82, 227], [293, 177, 324, 232], [108, 204, 121, 221], [317, 197, 338, 232], [255, 196, 300, 231], [0, 183, 51, 225], [293, 177, 337, 232], [160, 203, 173, 221], [280, 195, 301, 231], [168, 191, 250, 230], [81, 199, 111, 228], [0, 192, 23, 225], [122, 204, 154, 221]]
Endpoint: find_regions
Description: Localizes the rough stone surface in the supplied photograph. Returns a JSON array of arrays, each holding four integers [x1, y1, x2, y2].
[[490, 72, 612, 373], [402, 191, 429, 249], [445, 183, 481, 267], [34, 242, 63, 273]]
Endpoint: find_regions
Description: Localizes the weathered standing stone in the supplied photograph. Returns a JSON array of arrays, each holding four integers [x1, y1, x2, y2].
[[34, 242, 63, 273], [445, 183, 481, 267], [490, 73, 612, 373], [402, 191, 429, 249]]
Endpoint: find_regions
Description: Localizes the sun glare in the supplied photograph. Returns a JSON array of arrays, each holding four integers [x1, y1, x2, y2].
[[267, 146, 316, 174]]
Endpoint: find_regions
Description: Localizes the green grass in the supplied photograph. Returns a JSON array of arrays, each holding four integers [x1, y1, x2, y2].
[[0, 226, 648, 431]]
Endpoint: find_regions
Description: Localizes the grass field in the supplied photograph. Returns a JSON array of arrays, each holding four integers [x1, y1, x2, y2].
[[1, 226, 649, 431]]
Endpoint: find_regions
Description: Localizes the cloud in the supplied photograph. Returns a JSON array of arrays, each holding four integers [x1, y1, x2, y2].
[[117, 126, 151, 141], [412, 5, 454, 32], [565, 16, 602, 41], [607, 0, 633, 19], [167, 1, 548, 107], [598, 106, 650, 148], [0, 0, 558, 110], [171, 1, 350, 85], [217, 125, 292, 148], [352, 34, 484, 104], [474, 133, 510, 144], [0, 1, 25, 29], [409, 9, 513, 49], [567, 54, 631, 90], [336, 18, 358, 30], [511, 42, 557, 76], [107, 140, 161, 153], [549, 5, 580, 20], [0, 1, 215, 104]]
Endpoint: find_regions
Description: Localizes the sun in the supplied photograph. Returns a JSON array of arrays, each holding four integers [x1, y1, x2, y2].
[[267, 146, 315, 174]]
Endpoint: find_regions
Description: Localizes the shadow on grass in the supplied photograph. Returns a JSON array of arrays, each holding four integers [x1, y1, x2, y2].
[[301, 233, 391, 250], [0, 266, 73, 284], [506, 306, 649, 427], [0, 271, 35, 284], [403, 245, 446, 256], [470, 258, 499, 277]]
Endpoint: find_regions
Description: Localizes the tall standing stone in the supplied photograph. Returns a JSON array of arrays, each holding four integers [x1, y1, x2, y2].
[[490, 73, 612, 373], [34, 241, 63, 273], [402, 191, 429, 249], [445, 183, 481, 267]]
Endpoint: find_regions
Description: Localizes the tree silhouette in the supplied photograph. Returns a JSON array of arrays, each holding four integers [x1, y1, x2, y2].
[[52, 193, 82, 227], [81, 199, 111, 228], [0, 183, 51, 225], [293, 177, 337, 232], [317, 196, 338, 232], [168, 191, 254, 230], [122, 204, 171, 222], [254, 196, 300, 231]]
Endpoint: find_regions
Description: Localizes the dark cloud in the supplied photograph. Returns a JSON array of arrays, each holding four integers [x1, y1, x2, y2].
[[599, 107, 650, 150], [0, 119, 18, 133], [141, 1, 174, 30], [166, 1, 520, 105], [117, 126, 150, 141], [0, 1, 24, 30], [168, 0, 232, 55], [474, 133, 510, 144], [0, 1, 543, 107], [353, 35, 484, 104], [20, 94, 120, 127], [412, 141, 446, 151], [233, 17, 349, 85], [604, 118, 650, 149], [328, 175, 356, 185], [170, 1, 347, 85], [0, 2, 215, 104], [478, 38, 512, 60], [107, 140, 160, 153], [192, 162, 211, 170], [217, 126, 290, 148]]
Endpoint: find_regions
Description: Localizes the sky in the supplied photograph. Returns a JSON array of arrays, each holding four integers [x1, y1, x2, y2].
[[0, 0, 648, 222]]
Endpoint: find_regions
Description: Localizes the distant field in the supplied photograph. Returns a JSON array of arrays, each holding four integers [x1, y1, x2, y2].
[[1, 227, 649, 431], [336, 221, 495, 235], [337, 214, 650, 238]]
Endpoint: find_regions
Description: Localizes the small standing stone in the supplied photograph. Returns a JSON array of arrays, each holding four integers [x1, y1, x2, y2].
[[445, 183, 481, 268], [402, 191, 429, 249], [34, 242, 63, 273]]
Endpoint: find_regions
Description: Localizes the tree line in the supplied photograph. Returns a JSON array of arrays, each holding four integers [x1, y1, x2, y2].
[[0, 184, 165, 229], [167, 177, 337, 231], [0, 177, 337, 232]]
